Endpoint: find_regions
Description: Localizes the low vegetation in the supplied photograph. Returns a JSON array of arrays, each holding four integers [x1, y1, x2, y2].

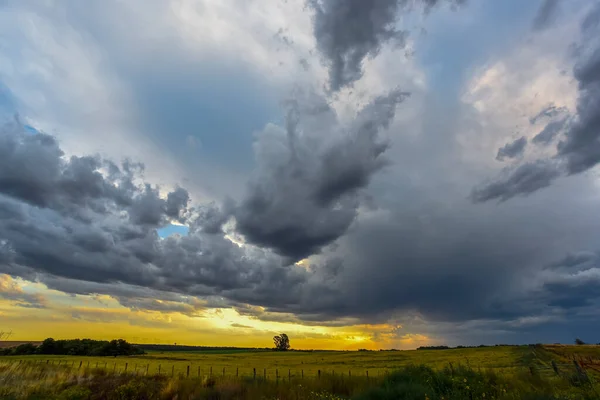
[[0, 357, 599, 399], [2, 341, 600, 398]]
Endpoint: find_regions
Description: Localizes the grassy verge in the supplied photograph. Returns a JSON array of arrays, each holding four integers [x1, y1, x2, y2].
[[0, 358, 599, 399]]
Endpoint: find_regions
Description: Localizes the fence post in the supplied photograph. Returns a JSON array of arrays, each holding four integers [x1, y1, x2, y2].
[[223, 367, 225, 377], [551, 360, 559, 375], [187, 365, 190, 378], [198, 366, 200, 378], [125, 363, 128, 373], [318, 370, 321, 379], [349, 370, 351, 377], [46, 360, 49, 364], [146, 364, 149, 375], [210, 366, 212, 377], [366, 370, 369, 380], [79, 361, 82, 370], [253, 367, 256, 380], [276, 369, 279, 382], [236, 367, 239, 377], [264, 368, 266, 380], [158, 364, 161, 375]]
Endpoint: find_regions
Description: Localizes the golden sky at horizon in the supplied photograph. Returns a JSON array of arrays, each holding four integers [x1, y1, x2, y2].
[[0, 274, 433, 350]]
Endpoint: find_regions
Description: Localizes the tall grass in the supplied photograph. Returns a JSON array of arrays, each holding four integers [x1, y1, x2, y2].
[[0, 360, 598, 399]]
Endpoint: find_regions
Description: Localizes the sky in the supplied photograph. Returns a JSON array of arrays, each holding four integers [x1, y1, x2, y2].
[[1, 0, 600, 350]]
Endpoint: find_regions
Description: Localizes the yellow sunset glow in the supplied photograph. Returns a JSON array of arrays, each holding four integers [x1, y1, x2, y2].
[[0, 274, 434, 350]]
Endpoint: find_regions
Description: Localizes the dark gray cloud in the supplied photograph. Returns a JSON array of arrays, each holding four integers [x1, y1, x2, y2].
[[496, 136, 527, 161], [532, 0, 560, 31], [234, 88, 409, 260], [0, 120, 314, 312], [532, 117, 568, 145], [529, 103, 568, 125], [471, 160, 562, 203], [308, 0, 465, 91], [475, 5, 600, 201], [538, 252, 600, 310]]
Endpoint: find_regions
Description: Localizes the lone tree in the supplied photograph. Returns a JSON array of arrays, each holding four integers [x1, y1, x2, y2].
[[273, 333, 290, 351], [575, 338, 586, 345]]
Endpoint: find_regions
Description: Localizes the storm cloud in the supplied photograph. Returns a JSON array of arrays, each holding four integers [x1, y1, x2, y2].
[[3, 0, 600, 347], [234, 88, 409, 260], [474, 3, 600, 202], [496, 136, 527, 161], [308, 0, 465, 91]]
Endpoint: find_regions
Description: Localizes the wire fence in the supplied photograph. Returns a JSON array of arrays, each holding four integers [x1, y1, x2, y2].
[[2, 357, 599, 384]]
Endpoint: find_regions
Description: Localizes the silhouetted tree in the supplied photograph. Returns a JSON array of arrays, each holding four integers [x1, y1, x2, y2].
[[575, 338, 586, 345], [273, 333, 290, 351]]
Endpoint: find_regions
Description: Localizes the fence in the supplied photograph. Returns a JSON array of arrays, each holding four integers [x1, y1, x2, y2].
[[0, 359, 382, 382], [1, 357, 598, 383]]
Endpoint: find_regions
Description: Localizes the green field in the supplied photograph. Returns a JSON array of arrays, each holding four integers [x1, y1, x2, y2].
[[2, 344, 599, 379], [2, 345, 600, 399]]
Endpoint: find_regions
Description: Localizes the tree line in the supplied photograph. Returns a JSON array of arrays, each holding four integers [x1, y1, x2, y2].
[[0, 338, 145, 356]]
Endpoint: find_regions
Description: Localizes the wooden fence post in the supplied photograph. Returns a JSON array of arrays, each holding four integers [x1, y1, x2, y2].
[[236, 367, 239, 377], [276, 369, 279, 381], [366, 370, 369, 380], [125, 363, 128, 373], [78, 361, 82, 370], [210, 366, 212, 377], [318, 370, 321, 379], [264, 368, 266, 380], [223, 367, 225, 377], [158, 364, 161, 375], [253, 367, 256, 380], [198, 366, 200, 378], [146, 364, 149, 375], [187, 365, 190, 377]]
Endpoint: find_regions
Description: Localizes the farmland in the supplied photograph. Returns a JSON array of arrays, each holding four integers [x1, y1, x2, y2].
[[1, 345, 533, 379], [2, 344, 600, 399], [1, 344, 600, 399]]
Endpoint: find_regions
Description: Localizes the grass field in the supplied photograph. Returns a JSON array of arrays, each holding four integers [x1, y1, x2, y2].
[[1, 346, 532, 379], [2, 345, 600, 399]]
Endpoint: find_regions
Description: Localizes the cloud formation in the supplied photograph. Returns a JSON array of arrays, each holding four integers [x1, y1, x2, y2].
[[308, 0, 465, 91], [532, 0, 561, 31], [474, 4, 600, 202], [496, 136, 527, 161], [234, 88, 409, 260]]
